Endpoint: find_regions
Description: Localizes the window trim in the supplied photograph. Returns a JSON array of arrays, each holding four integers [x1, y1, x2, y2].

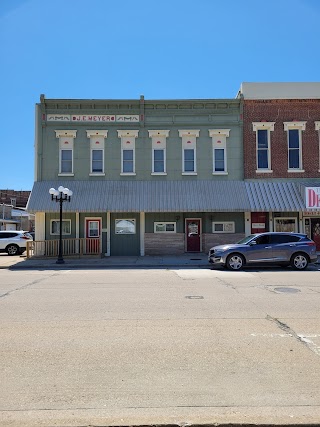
[[209, 129, 230, 175], [212, 221, 235, 233], [179, 130, 199, 175], [115, 218, 136, 234], [274, 217, 298, 233], [154, 222, 176, 233], [152, 148, 166, 174], [59, 148, 74, 175], [90, 148, 105, 175], [315, 121, 320, 172], [284, 122, 306, 172], [86, 130, 108, 176], [50, 219, 71, 235], [182, 148, 196, 174], [118, 130, 138, 176], [252, 122, 274, 173], [149, 130, 169, 175], [55, 130, 76, 177]]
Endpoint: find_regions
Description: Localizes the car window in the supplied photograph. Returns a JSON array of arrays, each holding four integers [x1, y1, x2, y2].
[[270, 234, 300, 244], [254, 235, 271, 245], [1, 232, 17, 238]]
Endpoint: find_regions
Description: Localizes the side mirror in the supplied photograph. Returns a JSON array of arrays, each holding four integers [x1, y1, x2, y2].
[[249, 241, 257, 246]]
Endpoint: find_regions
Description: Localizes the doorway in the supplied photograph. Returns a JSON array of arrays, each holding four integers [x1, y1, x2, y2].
[[85, 218, 101, 254], [185, 219, 201, 252]]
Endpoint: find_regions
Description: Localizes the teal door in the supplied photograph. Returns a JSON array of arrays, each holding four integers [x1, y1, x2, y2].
[[110, 214, 140, 256]]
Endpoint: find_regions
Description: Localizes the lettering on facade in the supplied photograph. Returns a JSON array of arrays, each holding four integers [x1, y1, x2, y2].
[[306, 187, 320, 209], [46, 114, 139, 122], [47, 114, 71, 121]]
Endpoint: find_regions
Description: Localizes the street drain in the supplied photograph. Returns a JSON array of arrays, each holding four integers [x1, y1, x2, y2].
[[274, 287, 301, 293], [185, 295, 204, 299]]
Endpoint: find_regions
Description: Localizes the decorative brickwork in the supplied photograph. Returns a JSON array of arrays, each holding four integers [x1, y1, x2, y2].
[[243, 99, 320, 179]]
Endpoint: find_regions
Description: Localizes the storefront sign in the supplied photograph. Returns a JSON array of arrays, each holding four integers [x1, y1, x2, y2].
[[47, 114, 139, 122], [252, 222, 265, 229], [306, 187, 320, 209]]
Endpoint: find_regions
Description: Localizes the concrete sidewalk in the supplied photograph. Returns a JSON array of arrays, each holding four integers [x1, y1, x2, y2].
[[0, 253, 210, 270]]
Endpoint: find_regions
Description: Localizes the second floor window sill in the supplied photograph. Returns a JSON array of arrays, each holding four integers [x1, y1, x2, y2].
[[151, 172, 167, 176], [212, 172, 228, 175], [287, 169, 305, 173], [120, 173, 136, 176], [182, 172, 197, 176], [89, 173, 105, 176], [58, 173, 74, 176], [255, 169, 273, 173]]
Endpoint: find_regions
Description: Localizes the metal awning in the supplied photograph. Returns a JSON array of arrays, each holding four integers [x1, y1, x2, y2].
[[245, 181, 306, 212], [27, 180, 250, 213], [28, 180, 319, 214]]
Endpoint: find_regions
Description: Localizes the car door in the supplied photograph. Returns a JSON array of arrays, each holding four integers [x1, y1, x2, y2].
[[0, 232, 6, 250], [244, 234, 274, 263], [270, 234, 300, 261]]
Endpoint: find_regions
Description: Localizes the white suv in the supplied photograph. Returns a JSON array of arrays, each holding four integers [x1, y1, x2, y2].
[[0, 231, 33, 256]]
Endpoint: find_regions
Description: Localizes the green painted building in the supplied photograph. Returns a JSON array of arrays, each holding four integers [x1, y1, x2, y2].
[[28, 94, 250, 256]]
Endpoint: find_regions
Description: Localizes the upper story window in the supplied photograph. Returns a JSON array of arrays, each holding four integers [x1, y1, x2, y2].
[[10, 198, 16, 207], [252, 122, 274, 173], [209, 129, 230, 175], [55, 130, 77, 176], [148, 130, 169, 175], [284, 122, 306, 172], [86, 130, 108, 176], [117, 130, 139, 176], [315, 122, 320, 172], [179, 130, 199, 175]]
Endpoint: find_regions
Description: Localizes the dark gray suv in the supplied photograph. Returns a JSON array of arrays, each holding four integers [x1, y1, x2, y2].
[[208, 232, 318, 271]]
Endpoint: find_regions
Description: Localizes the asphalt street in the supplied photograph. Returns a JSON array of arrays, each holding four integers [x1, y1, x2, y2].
[[0, 263, 320, 427]]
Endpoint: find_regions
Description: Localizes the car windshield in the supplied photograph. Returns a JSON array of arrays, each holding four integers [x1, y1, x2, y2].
[[236, 235, 256, 244]]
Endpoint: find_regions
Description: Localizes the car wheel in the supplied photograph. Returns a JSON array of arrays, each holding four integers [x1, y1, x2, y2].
[[6, 244, 20, 256], [226, 253, 245, 271], [290, 253, 309, 270]]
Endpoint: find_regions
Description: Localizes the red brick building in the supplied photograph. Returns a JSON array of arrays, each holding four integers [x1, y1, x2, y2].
[[239, 83, 320, 248], [0, 190, 31, 208]]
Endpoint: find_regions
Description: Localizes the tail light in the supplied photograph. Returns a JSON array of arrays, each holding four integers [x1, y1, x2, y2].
[[307, 242, 316, 247], [20, 235, 30, 240]]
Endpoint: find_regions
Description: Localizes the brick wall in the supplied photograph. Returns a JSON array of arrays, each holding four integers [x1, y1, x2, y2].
[[243, 99, 320, 179], [145, 233, 185, 255], [203, 233, 245, 253], [145, 232, 246, 255]]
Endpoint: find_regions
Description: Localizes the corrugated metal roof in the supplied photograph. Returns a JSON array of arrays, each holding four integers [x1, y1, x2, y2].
[[245, 181, 305, 212], [27, 180, 250, 213]]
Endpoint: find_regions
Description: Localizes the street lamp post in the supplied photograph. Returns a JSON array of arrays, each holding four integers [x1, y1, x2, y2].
[[49, 186, 73, 264]]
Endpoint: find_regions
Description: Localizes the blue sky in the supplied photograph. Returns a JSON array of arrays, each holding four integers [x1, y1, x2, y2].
[[1, 0, 320, 190]]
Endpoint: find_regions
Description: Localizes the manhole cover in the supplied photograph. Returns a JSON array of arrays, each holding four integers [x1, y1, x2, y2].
[[274, 287, 301, 293], [185, 295, 204, 299]]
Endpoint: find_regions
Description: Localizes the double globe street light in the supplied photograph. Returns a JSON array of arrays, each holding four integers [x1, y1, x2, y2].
[[49, 186, 73, 264]]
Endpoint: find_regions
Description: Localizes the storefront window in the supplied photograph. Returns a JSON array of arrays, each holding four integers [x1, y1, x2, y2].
[[115, 219, 136, 234], [274, 218, 297, 232]]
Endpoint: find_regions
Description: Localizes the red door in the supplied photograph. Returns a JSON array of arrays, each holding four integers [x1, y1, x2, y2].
[[186, 219, 201, 252], [85, 219, 101, 254], [251, 212, 267, 234]]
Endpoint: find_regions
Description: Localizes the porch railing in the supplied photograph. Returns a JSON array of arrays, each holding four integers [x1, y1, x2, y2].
[[26, 238, 101, 258]]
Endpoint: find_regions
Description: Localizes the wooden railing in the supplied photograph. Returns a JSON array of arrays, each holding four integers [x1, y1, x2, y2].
[[26, 238, 101, 258]]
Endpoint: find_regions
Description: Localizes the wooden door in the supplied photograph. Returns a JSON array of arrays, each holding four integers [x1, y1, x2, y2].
[[85, 218, 101, 254], [186, 219, 201, 252]]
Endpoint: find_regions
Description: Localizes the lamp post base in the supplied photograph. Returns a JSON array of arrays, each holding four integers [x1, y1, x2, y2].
[[56, 258, 65, 264]]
